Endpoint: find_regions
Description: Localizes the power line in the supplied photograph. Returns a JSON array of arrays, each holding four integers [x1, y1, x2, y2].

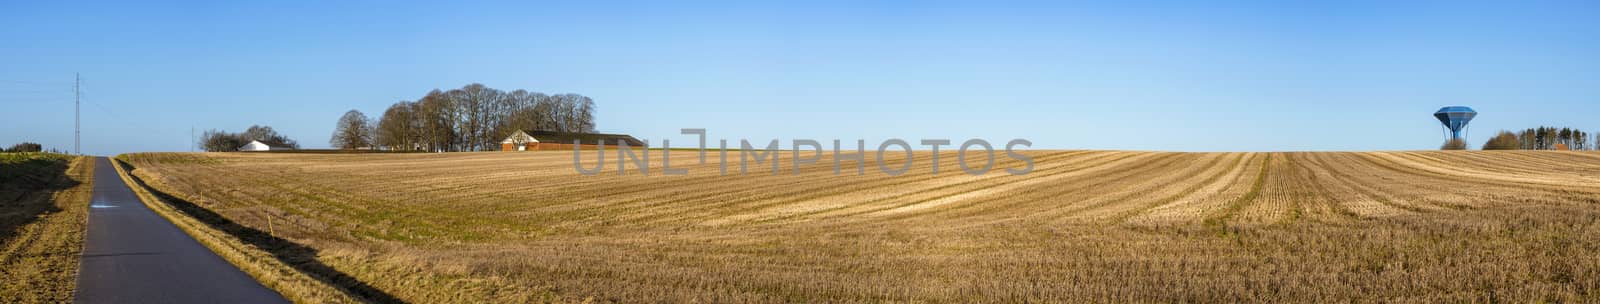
[[76, 80, 191, 153]]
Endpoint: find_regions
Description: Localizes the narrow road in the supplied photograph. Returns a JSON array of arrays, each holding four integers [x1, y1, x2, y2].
[[74, 157, 287, 304]]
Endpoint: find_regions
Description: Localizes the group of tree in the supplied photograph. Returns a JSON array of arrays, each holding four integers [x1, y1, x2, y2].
[[1481, 126, 1595, 150], [331, 83, 597, 151], [198, 125, 300, 152], [4, 142, 42, 152]]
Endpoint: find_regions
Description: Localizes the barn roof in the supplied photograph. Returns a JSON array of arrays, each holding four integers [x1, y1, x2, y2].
[[519, 131, 645, 147]]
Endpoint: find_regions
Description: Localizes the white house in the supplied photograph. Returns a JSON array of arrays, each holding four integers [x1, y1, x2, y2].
[[238, 140, 286, 152]]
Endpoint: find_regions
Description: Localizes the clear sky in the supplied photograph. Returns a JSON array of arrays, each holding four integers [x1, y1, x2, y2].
[[2, 1, 1596, 155]]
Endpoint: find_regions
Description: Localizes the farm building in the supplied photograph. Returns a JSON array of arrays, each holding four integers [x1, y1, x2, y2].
[[237, 140, 292, 152], [501, 130, 645, 151]]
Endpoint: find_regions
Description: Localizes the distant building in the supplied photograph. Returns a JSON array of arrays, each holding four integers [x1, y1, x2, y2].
[[1434, 106, 1477, 141], [238, 140, 292, 152], [500, 130, 644, 151]]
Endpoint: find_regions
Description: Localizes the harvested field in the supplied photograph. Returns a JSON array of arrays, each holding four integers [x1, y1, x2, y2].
[[118, 150, 1600, 302]]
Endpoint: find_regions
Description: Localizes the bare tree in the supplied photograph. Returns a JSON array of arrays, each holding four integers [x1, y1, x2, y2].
[[576, 95, 596, 133], [416, 90, 455, 152], [376, 101, 421, 151], [1559, 128, 1573, 150], [1575, 129, 1591, 150], [531, 93, 558, 131], [199, 129, 239, 152], [241, 125, 299, 148], [331, 110, 374, 150], [1518, 129, 1536, 150], [446, 83, 509, 151], [556, 94, 583, 132]]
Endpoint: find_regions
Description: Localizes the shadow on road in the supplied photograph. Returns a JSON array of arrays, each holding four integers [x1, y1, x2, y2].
[[0, 155, 81, 246], [114, 159, 404, 304]]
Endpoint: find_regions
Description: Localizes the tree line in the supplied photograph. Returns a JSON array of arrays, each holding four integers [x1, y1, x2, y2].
[[330, 83, 597, 151], [4, 142, 43, 153], [1482, 126, 1595, 150], [198, 125, 300, 152]]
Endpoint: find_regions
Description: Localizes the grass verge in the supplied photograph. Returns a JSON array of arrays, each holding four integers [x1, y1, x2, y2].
[[0, 154, 92, 303]]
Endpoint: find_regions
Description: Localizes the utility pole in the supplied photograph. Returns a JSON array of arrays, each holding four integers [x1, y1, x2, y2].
[[75, 73, 80, 155]]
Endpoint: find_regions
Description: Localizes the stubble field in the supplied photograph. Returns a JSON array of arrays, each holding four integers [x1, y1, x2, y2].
[[118, 150, 1600, 302]]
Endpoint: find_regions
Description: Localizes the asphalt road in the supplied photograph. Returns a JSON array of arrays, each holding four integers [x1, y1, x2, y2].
[[74, 157, 287, 304]]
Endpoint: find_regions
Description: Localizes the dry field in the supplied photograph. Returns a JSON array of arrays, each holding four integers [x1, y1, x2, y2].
[[0, 153, 93, 302], [118, 150, 1600, 302]]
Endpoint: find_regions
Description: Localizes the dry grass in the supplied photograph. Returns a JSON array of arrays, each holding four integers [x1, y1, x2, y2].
[[0, 153, 93, 303], [119, 150, 1600, 302]]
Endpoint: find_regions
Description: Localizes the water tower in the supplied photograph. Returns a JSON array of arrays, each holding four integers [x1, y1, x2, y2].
[[1434, 106, 1477, 141]]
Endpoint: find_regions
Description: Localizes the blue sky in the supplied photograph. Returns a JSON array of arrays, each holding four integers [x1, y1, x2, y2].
[[2, 1, 1596, 155]]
